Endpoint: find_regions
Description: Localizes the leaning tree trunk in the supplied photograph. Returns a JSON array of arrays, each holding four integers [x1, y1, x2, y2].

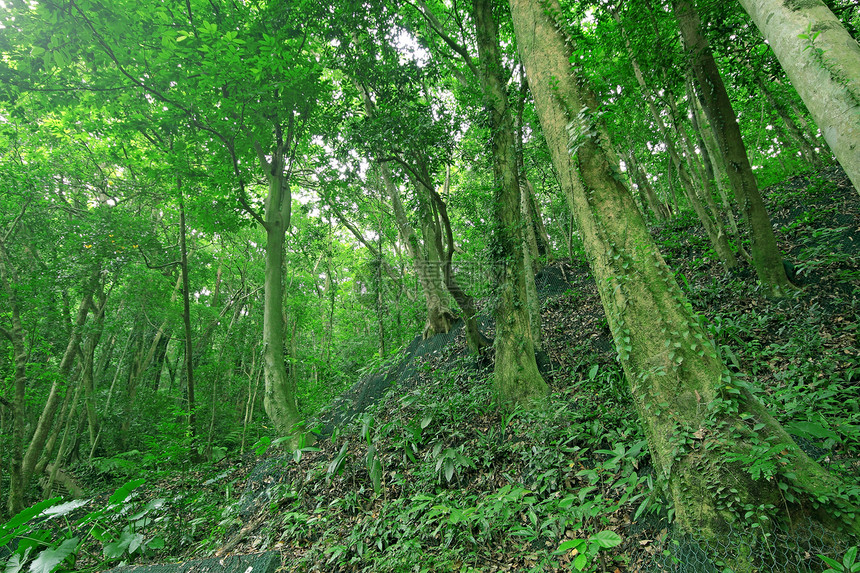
[[509, 0, 859, 547], [737, 0, 860, 193], [472, 0, 548, 406], [616, 16, 738, 269], [431, 167, 491, 355], [20, 266, 97, 491], [673, 0, 795, 296]]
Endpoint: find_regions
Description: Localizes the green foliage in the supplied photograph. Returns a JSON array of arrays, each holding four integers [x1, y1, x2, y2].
[[0, 480, 164, 572], [555, 529, 622, 572], [821, 546, 860, 573]]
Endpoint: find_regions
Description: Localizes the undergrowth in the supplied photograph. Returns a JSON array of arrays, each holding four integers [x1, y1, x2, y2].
[[2, 167, 859, 571]]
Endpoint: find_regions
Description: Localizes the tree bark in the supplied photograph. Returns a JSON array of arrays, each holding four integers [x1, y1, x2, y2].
[[472, 0, 548, 406], [0, 242, 29, 514], [509, 0, 859, 544], [674, 0, 795, 296], [257, 139, 302, 440], [20, 266, 98, 492], [738, 0, 860, 193]]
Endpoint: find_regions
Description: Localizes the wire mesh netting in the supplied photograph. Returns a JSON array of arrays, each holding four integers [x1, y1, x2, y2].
[[641, 517, 855, 572]]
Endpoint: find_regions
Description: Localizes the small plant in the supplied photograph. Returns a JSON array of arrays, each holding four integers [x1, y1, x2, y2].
[[431, 443, 475, 484], [554, 530, 622, 571], [820, 546, 860, 573], [0, 479, 164, 573]]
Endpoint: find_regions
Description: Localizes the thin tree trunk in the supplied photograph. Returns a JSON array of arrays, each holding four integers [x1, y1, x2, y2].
[[615, 11, 738, 268], [674, 0, 794, 296], [756, 76, 822, 168], [355, 85, 454, 339], [88, 324, 134, 462], [21, 267, 97, 492], [178, 183, 198, 458], [431, 166, 491, 355]]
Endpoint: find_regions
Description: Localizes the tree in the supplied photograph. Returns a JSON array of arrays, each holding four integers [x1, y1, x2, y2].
[[737, 0, 860, 193], [508, 0, 858, 547], [471, 0, 548, 405], [672, 0, 794, 296]]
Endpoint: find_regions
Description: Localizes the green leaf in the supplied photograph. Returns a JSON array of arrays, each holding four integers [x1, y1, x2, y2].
[[786, 420, 839, 441], [29, 537, 78, 573], [109, 479, 145, 505], [555, 539, 585, 554], [444, 459, 454, 482], [592, 530, 622, 548], [41, 500, 90, 520], [1, 498, 63, 546], [574, 553, 588, 570], [819, 554, 842, 569], [103, 530, 141, 560], [5, 549, 30, 573], [845, 546, 858, 569], [147, 536, 165, 550]]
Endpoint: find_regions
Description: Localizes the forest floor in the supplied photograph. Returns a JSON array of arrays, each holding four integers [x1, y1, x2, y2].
[[25, 166, 860, 572]]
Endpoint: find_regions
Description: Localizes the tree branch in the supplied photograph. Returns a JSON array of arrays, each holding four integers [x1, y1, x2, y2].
[[404, 0, 480, 79]]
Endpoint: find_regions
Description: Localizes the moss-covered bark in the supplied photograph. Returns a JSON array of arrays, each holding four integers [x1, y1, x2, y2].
[[509, 0, 859, 543], [673, 0, 795, 297], [737, 0, 860, 194], [260, 149, 302, 440], [472, 0, 548, 406]]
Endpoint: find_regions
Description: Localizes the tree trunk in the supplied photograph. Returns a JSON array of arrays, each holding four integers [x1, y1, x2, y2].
[[357, 93, 454, 338], [21, 267, 97, 492], [756, 76, 823, 168], [432, 166, 491, 355], [615, 12, 738, 268], [88, 325, 134, 462], [178, 186, 199, 459], [627, 150, 670, 221], [524, 178, 554, 262], [472, 0, 548, 406], [259, 143, 302, 440], [0, 242, 29, 515], [379, 159, 454, 338], [674, 0, 795, 296], [509, 0, 859, 544], [738, 0, 860, 193]]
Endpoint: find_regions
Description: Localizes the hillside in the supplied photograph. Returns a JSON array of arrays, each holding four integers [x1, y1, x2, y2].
[[4, 166, 860, 572]]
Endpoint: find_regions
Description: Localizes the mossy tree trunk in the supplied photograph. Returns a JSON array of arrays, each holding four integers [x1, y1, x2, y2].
[[674, 0, 795, 297], [614, 10, 738, 269], [510, 0, 859, 542], [257, 136, 302, 440], [472, 0, 548, 406], [737, 0, 860, 194]]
